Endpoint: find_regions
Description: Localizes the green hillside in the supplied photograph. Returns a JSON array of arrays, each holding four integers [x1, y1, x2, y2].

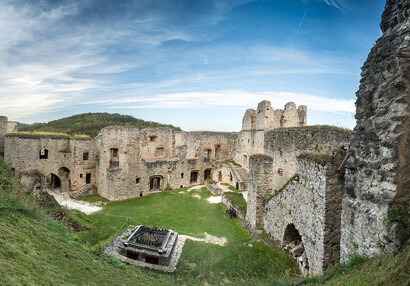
[[19, 113, 182, 137]]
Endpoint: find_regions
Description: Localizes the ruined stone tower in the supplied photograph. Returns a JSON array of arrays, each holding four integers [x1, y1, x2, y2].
[[340, 0, 410, 261]]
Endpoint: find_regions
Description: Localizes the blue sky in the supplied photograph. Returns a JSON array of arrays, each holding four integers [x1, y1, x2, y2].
[[0, 0, 385, 131]]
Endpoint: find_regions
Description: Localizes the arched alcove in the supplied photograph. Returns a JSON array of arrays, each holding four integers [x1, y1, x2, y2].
[[283, 224, 309, 275]]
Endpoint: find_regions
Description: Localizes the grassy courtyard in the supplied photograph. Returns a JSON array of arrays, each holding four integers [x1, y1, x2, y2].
[[72, 187, 299, 285]]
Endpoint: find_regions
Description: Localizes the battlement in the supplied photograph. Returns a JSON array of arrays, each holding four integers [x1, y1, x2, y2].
[[242, 100, 306, 131]]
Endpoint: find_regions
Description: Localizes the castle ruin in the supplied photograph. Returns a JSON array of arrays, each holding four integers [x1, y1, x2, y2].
[[1, 0, 408, 277]]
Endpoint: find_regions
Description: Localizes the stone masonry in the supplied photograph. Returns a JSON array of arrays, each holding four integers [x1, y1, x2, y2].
[[340, 0, 410, 261], [246, 154, 273, 229]]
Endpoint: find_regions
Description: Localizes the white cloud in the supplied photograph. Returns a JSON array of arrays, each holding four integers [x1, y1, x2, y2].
[[83, 90, 355, 114]]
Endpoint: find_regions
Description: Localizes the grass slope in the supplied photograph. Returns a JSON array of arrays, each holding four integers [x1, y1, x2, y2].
[[0, 159, 174, 285], [73, 188, 297, 284], [19, 112, 182, 137]]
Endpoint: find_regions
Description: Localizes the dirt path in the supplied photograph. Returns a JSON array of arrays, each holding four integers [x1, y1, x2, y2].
[[47, 189, 102, 215]]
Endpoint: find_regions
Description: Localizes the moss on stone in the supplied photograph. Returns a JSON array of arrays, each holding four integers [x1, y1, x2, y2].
[[298, 152, 333, 165], [6, 132, 91, 140]]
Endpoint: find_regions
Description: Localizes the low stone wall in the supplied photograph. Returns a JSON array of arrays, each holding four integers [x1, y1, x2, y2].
[[221, 193, 246, 220], [205, 181, 221, 195]]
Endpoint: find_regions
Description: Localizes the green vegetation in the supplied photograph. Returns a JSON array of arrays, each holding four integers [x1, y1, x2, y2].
[[228, 160, 242, 167], [224, 192, 247, 214], [297, 245, 409, 285], [19, 112, 182, 138], [75, 194, 109, 203], [0, 156, 172, 285], [6, 131, 91, 140], [72, 187, 295, 286], [298, 152, 333, 165], [205, 178, 214, 184], [221, 183, 240, 192]]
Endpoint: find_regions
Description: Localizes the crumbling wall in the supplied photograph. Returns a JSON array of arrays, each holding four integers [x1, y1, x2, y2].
[[264, 154, 345, 276], [341, 0, 410, 261], [246, 154, 273, 229], [139, 128, 175, 161], [264, 126, 349, 192], [0, 116, 8, 153], [236, 100, 308, 168], [7, 121, 17, 133], [241, 109, 256, 131], [96, 126, 142, 201]]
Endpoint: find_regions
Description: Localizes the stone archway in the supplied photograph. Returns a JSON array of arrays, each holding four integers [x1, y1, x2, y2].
[[58, 167, 71, 193], [47, 173, 61, 189], [283, 224, 309, 275]]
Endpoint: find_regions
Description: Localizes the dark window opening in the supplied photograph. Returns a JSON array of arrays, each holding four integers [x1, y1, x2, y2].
[[149, 135, 157, 142], [215, 145, 221, 160], [145, 256, 159, 265], [126, 251, 139, 260], [140, 192, 143, 197], [39, 149, 48, 159], [204, 149, 211, 162], [150, 176, 161, 191], [86, 173, 91, 184], [218, 171, 222, 182], [136, 177, 140, 184], [190, 171, 198, 184], [180, 185, 183, 188], [80, 174, 83, 178], [204, 169, 211, 180], [83, 152, 89, 160], [230, 172, 233, 182], [110, 148, 119, 168], [181, 173, 184, 179], [236, 182, 239, 190]]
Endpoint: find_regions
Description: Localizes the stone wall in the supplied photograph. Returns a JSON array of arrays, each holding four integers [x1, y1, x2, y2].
[[0, 116, 8, 153], [264, 154, 345, 276], [264, 126, 349, 192], [246, 154, 273, 229], [340, 0, 410, 262], [4, 135, 97, 193], [7, 121, 17, 133]]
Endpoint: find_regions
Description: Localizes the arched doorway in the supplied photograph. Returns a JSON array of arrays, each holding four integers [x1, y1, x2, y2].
[[149, 175, 163, 191], [283, 224, 309, 274], [47, 173, 61, 189], [58, 167, 71, 193]]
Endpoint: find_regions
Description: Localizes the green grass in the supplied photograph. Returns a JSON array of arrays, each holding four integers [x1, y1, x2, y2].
[[72, 187, 297, 284], [224, 192, 247, 214], [296, 245, 410, 285], [221, 183, 240, 192], [75, 194, 109, 203], [228, 160, 242, 167]]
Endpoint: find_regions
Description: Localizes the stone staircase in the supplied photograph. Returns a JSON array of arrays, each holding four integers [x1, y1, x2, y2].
[[236, 167, 249, 190], [71, 184, 97, 199], [228, 163, 249, 191]]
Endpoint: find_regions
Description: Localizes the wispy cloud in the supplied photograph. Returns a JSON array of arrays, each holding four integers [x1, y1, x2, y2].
[[83, 90, 355, 114]]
